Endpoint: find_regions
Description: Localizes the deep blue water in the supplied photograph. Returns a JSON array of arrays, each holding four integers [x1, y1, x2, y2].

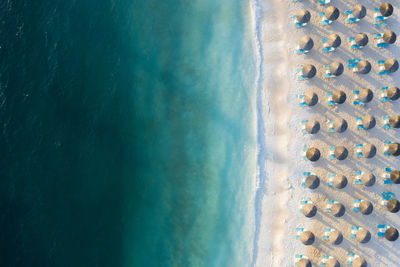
[[0, 0, 257, 266]]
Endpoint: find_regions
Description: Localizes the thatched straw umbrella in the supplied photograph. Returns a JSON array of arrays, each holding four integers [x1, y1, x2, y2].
[[389, 115, 400, 128], [387, 198, 400, 213], [353, 257, 367, 267], [332, 90, 346, 104], [359, 200, 373, 215], [380, 3, 394, 17], [329, 61, 344, 76], [331, 203, 345, 217], [326, 258, 340, 267], [297, 9, 311, 23], [334, 146, 348, 160], [362, 115, 376, 130], [383, 30, 396, 44], [304, 91, 318, 106], [325, 6, 339, 21], [390, 170, 400, 184], [305, 120, 320, 134], [384, 58, 399, 73], [361, 172, 375, 187], [300, 36, 314, 51], [298, 258, 311, 267], [302, 64, 316, 78], [358, 60, 371, 74], [306, 147, 320, 161], [333, 118, 347, 133], [334, 174, 347, 189], [329, 230, 343, 245], [305, 174, 320, 189], [356, 228, 371, 243], [387, 87, 400, 101], [362, 144, 376, 158], [300, 231, 315, 245], [327, 34, 341, 48], [303, 203, 317, 217], [385, 227, 399, 241], [388, 143, 400, 156], [355, 33, 368, 46], [359, 88, 373, 103], [353, 4, 366, 19]]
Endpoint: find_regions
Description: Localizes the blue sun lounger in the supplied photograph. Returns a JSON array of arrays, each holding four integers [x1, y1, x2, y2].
[[374, 33, 389, 48], [384, 141, 393, 156], [349, 37, 363, 50], [383, 115, 391, 129], [353, 170, 362, 185], [378, 60, 390, 75], [327, 173, 336, 187], [380, 87, 393, 102], [346, 10, 360, 24], [374, 8, 388, 27], [293, 16, 308, 28]]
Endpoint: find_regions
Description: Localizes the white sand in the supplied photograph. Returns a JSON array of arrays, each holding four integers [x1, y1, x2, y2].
[[255, 0, 400, 266]]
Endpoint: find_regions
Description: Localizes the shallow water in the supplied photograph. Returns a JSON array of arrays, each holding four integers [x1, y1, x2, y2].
[[0, 0, 258, 266]]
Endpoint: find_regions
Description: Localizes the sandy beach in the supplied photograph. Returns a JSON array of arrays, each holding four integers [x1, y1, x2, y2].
[[255, 0, 400, 266]]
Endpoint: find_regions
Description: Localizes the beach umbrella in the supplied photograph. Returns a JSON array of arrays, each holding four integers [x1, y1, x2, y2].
[[333, 118, 347, 133], [358, 60, 371, 74], [355, 33, 368, 47], [362, 115, 376, 130], [305, 120, 320, 134], [387, 87, 400, 101], [300, 231, 315, 245], [329, 230, 343, 245], [305, 174, 320, 189], [333, 174, 347, 189], [385, 227, 399, 241], [331, 203, 345, 217], [389, 115, 400, 128], [326, 259, 340, 267], [325, 6, 339, 21], [356, 228, 371, 243], [387, 198, 400, 213], [362, 144, 376, 158], [304, 91, 318, 106], [380, 3, 393, 17], [389, 143, 400, 156], [361, 172, 375, 187], [353, 4, 366, 19], [353, 257, 367, 267], [359, 200, 373, 215], [302, 203, 317, 218], [306, 147, 320, 162], [330, 61, 344, 76], [384, 58, 399, 73], [334, 146, 348, 160], [300, 36, 314, 51], [302, 64, 316, 78], [390, 170, 400, 184], [327, 34, 341, 48], [297, 10, 311, 23], [298, 259, 311, 267], [332, 90, 346, 104], [359, 88, 373, 103], [383, 30, 396, 44]]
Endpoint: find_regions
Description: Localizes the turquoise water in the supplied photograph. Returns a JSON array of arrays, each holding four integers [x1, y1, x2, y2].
[[0, 0, 258, 266]]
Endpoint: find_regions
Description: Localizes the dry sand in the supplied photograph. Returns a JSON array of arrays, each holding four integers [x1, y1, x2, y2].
[[255, 0, 400, 266]]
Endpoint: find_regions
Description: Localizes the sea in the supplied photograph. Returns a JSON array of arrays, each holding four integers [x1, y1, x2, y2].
[[0, 0, 261, 266]]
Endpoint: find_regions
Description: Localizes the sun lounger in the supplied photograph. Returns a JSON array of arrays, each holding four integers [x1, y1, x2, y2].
[[353, 170, 363, 185]]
